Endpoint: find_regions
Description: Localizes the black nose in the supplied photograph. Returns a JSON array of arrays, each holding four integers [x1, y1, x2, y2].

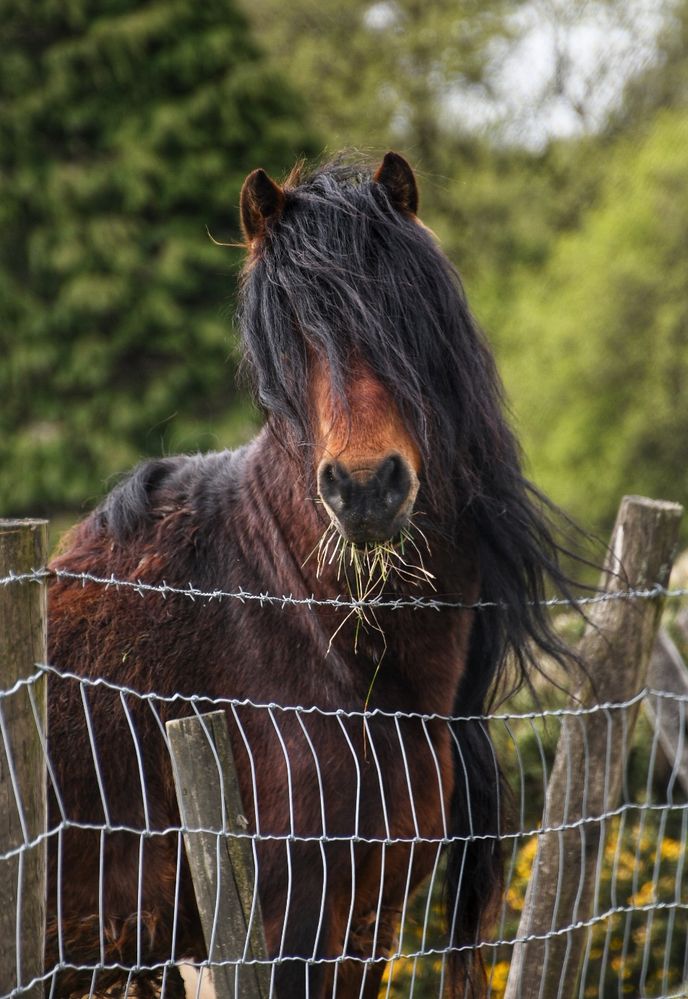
[[317, 454, 415, 543]]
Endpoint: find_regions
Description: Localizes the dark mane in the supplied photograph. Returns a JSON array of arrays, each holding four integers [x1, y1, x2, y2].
[[238, 155, 583, 703]]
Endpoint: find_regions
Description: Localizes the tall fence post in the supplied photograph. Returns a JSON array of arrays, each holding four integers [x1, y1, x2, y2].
[[0, 520, 49, 999], [166, 709, 271, 999], [504, 495, 683, 999]]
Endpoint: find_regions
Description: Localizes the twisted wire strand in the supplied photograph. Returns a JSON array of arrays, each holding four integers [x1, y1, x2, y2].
[[5, 661, 688, 717], [1, 566, 687, 612]]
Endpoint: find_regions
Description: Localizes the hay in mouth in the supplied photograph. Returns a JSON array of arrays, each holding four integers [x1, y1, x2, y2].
[[304, 520, 435, 708]]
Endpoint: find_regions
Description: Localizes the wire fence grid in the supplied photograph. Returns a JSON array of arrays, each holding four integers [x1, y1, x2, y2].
[[1, 562, 687, 999]]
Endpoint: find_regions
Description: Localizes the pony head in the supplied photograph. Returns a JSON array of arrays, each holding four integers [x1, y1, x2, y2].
[[237, 152, 506, 548], [238, 153, 428, 544]]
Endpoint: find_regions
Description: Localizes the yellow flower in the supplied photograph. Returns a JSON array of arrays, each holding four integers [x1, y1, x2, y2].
[[487, 960, 511, 994], [660, 838, 683, 862], [629, 881, 656, 906], [515, 836, 539, 881]]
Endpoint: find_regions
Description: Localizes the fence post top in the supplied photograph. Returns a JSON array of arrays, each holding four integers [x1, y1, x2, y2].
[[620, 495, 683, 516]]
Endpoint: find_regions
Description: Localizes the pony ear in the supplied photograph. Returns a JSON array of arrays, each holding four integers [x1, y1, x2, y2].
[[374, 151, 419, 215], [240, 168, 285, 243]]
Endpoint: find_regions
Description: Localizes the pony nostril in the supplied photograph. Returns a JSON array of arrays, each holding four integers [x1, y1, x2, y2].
[[322, 461, 344, 488], [318, 461, 351, 513], [377, 455, 411, 512]]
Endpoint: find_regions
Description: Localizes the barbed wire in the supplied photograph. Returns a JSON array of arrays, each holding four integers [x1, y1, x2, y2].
[[1, 565, 688, 611]]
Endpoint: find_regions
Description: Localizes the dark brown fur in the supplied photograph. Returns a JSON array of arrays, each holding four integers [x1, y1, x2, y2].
[[47, 434, 478, 997]]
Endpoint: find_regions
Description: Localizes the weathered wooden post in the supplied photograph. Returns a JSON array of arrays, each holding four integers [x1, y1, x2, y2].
[[504, 496, 683, 999], [167, 709, 271, 999], [0, 520, 48, 999]]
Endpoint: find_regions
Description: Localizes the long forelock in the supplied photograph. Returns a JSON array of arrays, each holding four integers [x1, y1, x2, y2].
[[237, 159, 512, 518]]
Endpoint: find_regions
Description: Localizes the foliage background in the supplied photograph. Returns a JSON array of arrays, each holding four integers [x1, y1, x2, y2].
[[2, 2, 688, 996], [2, 0, 687, 539], [0, 0, 318, 514]]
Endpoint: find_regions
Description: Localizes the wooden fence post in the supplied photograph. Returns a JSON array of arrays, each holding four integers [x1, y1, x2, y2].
[[0, 520, 48, 999], [504, 496, 683, 999], [166, 710, 271, 999]]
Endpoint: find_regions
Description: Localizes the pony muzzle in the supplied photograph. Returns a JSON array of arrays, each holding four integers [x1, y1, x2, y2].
[[317, 453, 419, 545]]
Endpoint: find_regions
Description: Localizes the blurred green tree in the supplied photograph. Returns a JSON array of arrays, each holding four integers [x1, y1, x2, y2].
[[501, 110, 688, 536], [0, 0, 318, 514]]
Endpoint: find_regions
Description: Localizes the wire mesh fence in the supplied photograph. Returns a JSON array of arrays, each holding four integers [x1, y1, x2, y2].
[[1, 523, 688, 998], [1, 660, 687, 998]]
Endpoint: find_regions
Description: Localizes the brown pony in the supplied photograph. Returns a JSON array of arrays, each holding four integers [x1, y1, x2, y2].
[[46, 153, 577, 998]]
